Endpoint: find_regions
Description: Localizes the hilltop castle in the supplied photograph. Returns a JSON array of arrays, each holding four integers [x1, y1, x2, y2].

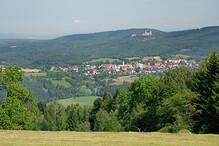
[[131, 30, 153, 37], [142, 30, 152, 36]]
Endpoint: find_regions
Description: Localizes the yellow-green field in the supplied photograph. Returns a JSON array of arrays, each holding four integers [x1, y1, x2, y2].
[[142, 56, 161, 61], [112, 76, 138, 85], [88, 58, 119, 63], [0, 130, 218, 146], [57, 96, 100, 106], [21, 68, 41, 72], [125, 57, 140, 61]]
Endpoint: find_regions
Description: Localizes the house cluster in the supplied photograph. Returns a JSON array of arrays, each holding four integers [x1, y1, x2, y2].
[[51, 58, 199, 76]]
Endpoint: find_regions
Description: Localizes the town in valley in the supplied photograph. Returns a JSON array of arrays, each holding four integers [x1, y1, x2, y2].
[[53, 57, 199, 77]]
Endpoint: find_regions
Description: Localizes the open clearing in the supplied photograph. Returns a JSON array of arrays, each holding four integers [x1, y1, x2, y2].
[[112, 76, 138, 85], [21, 69, 41, 72], [174, 54, 191, 59], [51, 79, 71, 88], [142, 56, 161, 61], [57, 96, 100, 106], [125, 57, 140, 61], [88, 58, 119, 63], [0, 130, 218, 146]]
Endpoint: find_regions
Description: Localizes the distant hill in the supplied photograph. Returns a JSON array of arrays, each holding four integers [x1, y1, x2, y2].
[[0, 26, 218, 67], [0, 33, 57, 40], [53, 28, 165, 42]]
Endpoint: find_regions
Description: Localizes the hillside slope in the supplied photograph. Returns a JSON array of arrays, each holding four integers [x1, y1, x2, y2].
[[0, 26, 218, 67], [52, 28, 165, 41]]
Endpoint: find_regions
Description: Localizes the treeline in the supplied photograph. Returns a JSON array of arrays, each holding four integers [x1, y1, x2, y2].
[[0, 51, 218, 133]]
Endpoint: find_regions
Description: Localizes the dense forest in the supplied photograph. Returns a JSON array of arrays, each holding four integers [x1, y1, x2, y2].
[[0, 26, 219, 68], [0, 51, 218, 134]]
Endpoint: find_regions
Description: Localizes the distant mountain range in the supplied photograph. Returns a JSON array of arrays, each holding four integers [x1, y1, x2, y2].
[[0, 33, 59, 40], [0, 26, 218, 68]]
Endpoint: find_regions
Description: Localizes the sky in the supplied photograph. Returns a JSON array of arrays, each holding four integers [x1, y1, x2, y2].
[[0, 0, 219, 36]]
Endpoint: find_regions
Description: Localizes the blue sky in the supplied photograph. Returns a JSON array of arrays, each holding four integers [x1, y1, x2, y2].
[[0, 0, 218, 35]]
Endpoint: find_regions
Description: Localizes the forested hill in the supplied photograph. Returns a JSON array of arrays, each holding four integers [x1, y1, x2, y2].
[[52, 28, 165, 42], [0, 26, 218, 67]]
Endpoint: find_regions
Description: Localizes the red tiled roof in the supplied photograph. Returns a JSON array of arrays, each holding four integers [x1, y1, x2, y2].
[[101, 64, 111, 67], [69, 66, 79, 69], [152, 65, 159, 68]]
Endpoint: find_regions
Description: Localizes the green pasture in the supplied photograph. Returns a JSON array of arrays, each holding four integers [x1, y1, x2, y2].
[[51, 79, 71, 88], [57, 96, 100, 106]]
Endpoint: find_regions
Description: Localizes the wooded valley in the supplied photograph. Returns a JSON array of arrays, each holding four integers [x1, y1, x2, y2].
[[0, 51, 218, 134]]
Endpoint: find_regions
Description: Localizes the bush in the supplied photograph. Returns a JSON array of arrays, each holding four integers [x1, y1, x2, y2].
[[158, 123, 177, 133]]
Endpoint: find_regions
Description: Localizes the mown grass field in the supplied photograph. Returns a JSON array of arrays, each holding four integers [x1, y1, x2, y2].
[[112, 76, 138, 85], [0, 130, 218, 146], [57, 96, 100, 106]]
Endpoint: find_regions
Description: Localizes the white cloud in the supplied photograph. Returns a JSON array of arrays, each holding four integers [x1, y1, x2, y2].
[[73, 19, 81, 24], [73, 19, 88, 24]]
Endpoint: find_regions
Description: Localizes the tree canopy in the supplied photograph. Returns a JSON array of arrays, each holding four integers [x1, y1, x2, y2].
[[0, 66, 37, 130]]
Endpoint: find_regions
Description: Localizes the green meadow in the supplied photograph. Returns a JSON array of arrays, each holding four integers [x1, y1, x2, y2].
[[51, 79, 71, 88], [57, 96, 100, 106]]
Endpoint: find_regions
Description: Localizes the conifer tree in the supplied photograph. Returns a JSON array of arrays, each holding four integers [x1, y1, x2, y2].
[[192, 50, 219, 133]]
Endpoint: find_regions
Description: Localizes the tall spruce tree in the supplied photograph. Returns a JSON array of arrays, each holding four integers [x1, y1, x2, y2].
[[192, 50, 219, 133]]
